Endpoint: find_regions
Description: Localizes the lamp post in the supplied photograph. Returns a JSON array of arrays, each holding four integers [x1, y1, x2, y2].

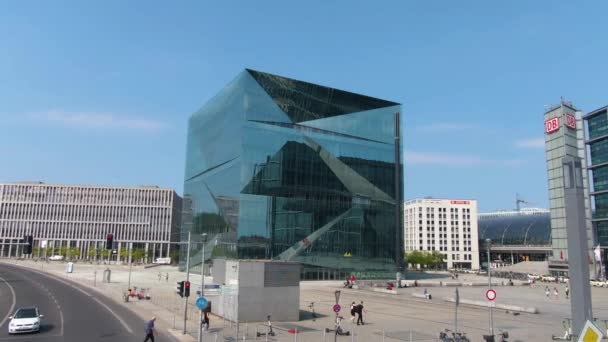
[[198, 233, 208, 342], [183, 231, 191, 335], [486, 238, 494, 337]]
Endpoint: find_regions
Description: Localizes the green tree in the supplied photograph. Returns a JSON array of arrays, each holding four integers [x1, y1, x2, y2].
[[69, 247, 81, 259], [406, 250, 426, 267], [428, 251, 446, 269], [132, 248, 145, 263], [101, 249, 110, 258], [119, 248, 129, 261], [59, 246, 68, 257], [88, 248, 98, 259]]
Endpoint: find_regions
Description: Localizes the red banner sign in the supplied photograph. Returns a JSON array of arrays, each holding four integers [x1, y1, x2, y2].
[[565, 114, 576, 129], [545, 117, 560, 134], [450, 200, 470, 205]]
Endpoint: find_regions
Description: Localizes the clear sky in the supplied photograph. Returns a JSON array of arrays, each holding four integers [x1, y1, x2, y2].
[[1, 1, 607, 212]]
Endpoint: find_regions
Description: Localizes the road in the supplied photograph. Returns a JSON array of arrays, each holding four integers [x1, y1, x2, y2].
[[0, 263, 176, 342]]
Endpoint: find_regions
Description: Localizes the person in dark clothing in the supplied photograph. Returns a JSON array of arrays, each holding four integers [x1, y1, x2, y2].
[[203, 311, 210, 330], [356, 301, 365, 325], [350, 302, 356, 323], [143, 317, 156, 342]]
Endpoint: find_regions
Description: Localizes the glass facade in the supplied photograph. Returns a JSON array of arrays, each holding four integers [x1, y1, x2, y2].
[[181, 69, 403, 278], [585, 107, 608, 246], [478, 213, 551, 245]]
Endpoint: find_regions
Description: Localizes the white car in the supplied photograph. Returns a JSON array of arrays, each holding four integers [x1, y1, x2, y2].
[[8, 307, 43, 334], [48, 255, 64, 261]]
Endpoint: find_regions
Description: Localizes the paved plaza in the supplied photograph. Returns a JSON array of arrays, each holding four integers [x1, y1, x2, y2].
[[5, 259, 608, 341]]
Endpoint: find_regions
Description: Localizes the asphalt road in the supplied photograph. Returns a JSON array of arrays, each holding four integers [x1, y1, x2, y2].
[[0, 263, 176, 342]]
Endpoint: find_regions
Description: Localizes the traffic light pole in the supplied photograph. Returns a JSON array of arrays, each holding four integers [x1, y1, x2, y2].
[[183, 231, 191, 335]]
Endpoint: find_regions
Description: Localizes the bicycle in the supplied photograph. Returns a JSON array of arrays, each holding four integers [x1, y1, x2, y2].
[[440, 329, 470, 342], [482, 331, 508, 342]]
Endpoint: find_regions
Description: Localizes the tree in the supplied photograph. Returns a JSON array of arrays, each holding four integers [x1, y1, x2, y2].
[[428, 251, 446, 269], [69, 247, 81, 259], [101, 249, 110, 258], [88, 248, 97, 259], [119, 248, 129, 261], [406, 250, 426, 267], [132, 248, 145, 263], [59, 246, 68, 257]]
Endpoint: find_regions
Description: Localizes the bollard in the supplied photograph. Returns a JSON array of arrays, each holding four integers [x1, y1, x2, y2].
[[409, 329, 413, 342], [351, 326, 355, 342], [214, 332, 218, 342], [323, 328, 326, 342], [382, 328, 385, 342], [294, 329, 298, 342]]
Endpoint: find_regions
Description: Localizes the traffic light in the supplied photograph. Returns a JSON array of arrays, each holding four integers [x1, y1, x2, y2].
[[23, 235, 33, 254], [184, 281, 191, 297], [176, 281, 185, 297], [105, 234, 114, 250]]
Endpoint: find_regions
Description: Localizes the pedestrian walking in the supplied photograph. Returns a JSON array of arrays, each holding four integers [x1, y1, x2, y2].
[[545, 286, 550, 298], [356, 301, 365, 325], [165, 273, 169, 282], [565, 285, 569, 299], [553, 287, 559, 299], [350, 302, 356, 323], [157, 272, 161, 282], [203, 311, 210, 330], [143, 317, 156, 342]]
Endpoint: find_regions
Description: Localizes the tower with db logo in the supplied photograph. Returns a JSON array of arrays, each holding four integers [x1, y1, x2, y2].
[[543, 99, 595, 277]]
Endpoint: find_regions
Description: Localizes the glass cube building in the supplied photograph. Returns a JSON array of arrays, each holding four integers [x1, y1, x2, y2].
[[584, 105, 608, 246], [181, 69, 403, 279]]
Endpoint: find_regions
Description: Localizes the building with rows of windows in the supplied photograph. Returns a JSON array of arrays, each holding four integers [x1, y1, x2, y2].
[[0, 182, 182, 262], [404, 198, 480, 270]]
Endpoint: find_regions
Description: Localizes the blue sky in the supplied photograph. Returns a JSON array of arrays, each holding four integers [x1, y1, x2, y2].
[[1, 1, 607, 211]]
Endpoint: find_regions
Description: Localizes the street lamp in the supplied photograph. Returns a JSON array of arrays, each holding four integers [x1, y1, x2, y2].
[[486, 238, 493, 336], [198, 233, 208, 342]]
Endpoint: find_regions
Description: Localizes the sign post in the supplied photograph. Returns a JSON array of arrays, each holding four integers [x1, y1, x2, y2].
[[454, 288, 460, 333], [334, 291, 341, 342]]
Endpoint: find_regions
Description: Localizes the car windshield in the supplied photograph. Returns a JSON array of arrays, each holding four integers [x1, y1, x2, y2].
[[14, 309, 37, 319]]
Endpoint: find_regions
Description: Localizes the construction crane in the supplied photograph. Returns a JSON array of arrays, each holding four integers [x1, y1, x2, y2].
[[516, 193, 533, 211]]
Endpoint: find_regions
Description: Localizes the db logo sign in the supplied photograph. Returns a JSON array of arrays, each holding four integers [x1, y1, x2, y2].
[[565, 114, 576, 129], [545, 117, 560, 134]]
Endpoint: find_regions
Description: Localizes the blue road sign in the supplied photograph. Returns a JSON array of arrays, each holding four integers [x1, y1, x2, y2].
[[196, 297, 209, 310]]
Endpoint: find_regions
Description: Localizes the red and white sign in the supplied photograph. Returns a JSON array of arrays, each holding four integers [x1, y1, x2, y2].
[[545, 117, 560, 134], [450, 200, 470, 205], [486, 289, 497, 301], [565, 114, 576, 129]]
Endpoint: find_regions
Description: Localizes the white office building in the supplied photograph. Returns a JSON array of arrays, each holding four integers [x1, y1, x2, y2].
[[0, 182, 182, 262], [404, 198, 480, 270]]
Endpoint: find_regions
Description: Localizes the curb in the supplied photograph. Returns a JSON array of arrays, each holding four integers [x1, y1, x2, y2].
[[443, 297, 539, 314], [167, 329, 196, 341]]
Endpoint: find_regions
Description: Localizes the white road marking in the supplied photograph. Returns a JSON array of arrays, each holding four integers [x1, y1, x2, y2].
[[18, 266, 133, 334], [19, 273, 65, 337], [0, 275, 16, 329], [91, 297, 133, 334]]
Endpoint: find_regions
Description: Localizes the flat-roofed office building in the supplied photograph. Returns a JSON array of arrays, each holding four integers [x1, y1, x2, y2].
[[404, 198, 480, 270], [0, 182, 182, 262]]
